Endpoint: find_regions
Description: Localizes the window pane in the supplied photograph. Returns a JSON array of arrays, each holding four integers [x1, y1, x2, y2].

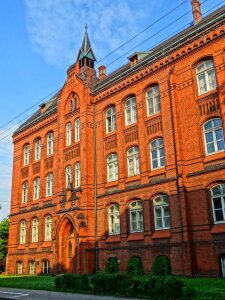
[[204, 121, 212, 130], [205, 132, 213, 143], [213, 198, 222, 209], [207, 143, 215, 154], [215, 209, 224, 222], [217, 140, 225, 151], [153, 160, 158, 169], [164, 217, 170, 228]]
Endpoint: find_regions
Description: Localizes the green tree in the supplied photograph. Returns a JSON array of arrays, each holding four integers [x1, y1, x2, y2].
[[0, 218, 9, 272]]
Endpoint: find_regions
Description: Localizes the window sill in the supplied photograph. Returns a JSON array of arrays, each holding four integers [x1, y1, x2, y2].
[[29, 243, 38, 249], [42, 241, 52, 247], [105, 180, 119, 188], [196, 89, 217, 100], [106, 235, 121, 243], [148, 167, 165, 178], [128, 232, 144, 241], [145, 112, 161, 122], [204, 151, 225, 162], [211, 223, 225, 234], [126, 174, 141, 183], [152, 229, 171, 239], [17, 245, 25, 249]]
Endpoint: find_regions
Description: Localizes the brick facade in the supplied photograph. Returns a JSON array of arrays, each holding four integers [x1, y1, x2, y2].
[[7, 4, 225, 276]]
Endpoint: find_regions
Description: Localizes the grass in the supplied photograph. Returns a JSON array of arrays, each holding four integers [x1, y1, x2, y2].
[[0, 275, 225, 299]]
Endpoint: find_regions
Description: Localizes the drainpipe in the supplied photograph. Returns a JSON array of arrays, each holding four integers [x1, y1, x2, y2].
[[93, 103, 99, 273]]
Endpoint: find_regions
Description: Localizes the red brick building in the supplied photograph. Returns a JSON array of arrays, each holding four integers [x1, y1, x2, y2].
[[6, 1, 225, 277]]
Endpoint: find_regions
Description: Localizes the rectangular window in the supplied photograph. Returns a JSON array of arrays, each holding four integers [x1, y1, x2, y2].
[[75, 119, 80, 142], [43, 261, 50, 274]]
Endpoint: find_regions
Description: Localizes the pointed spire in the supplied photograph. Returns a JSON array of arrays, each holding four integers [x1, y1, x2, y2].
[[76, 26, 96, 63], [191, 0, 202, 24]]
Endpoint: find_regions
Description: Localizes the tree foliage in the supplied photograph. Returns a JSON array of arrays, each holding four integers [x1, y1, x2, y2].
[[0, 218, 9, 272]]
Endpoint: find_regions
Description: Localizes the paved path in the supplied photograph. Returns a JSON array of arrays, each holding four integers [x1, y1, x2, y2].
[[0, 287, 139, 300]]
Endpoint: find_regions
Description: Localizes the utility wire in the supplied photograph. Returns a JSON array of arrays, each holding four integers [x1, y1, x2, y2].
[[0, 0, 195, 131], [0, 0, 223, 143]]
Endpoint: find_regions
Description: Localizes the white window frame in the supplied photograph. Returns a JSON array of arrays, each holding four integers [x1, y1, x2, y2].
[[146, 86, 160, 116], [17, 262, 23, 275], [107, 154, 118, 182], [75, 162, 80, 188], [196, 59, 217, 95], [43, 260, 50, 274], [31, 218, 39, 243], [35, 139, 41, 161], [47, 132, 54, 155], [66, 165, 72, 188], [108, 204, 120, 235], [75, 118, 80, 142], [153, 195, 170, 230], [150, 138, 165, 170], [130, 200, 143, 233], [44, 215, 52, 241], [203, 118, 225, 155], [22, 181, 28, 203], [46, 173, 53, 197], [33, 177, 40, 200], [125, 97, 137, 126], [20, 221, 26, 244], [29, 261, 36, 275], [127, 147, 140, 177], [211, 184, 225, 224], [24, 145, 30, 166], [106, 107, 116, 134], [66, 122, 72, 146]]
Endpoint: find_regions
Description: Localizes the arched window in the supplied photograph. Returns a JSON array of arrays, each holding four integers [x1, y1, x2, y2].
[[211, 184, 225, 223], [43, 260, 50, 274], [125, 97, 137, 126], [130, 200, 143, 232], [203, 118, 225, 154], [33, 177, 40, 200], [107, 154, 118, 182], [75, 118, 80, 142], [196, 59, 216, 95], [35, 139, 41, 161], [44, 215, 52, 241], [20, 221, 26, 244], [23, 144, 30, 165], [153, 195, 170, 229], [68, 241, 72, 257], [69, 99, 73, 112], [108, 204, 120, 234], [22, 181, 28, 203], [106, 107, 116, 133], [31, 218, 39, 242], [146, 85, 160, 116], [46, 173, 53, 197], [17, 262, 23, 275], [47, 132, 54, 155], [66, 123, 72, 146], [66, 165, 72, 188], [29, 261, 36, 275], [150, 138, 165, 170], [127, 147, 140, 177], [75, 162, 80, 188]]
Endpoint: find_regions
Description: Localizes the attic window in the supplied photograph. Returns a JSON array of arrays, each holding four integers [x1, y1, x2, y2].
[[40, 103, 46, 113], [129, 54, 138, 66]]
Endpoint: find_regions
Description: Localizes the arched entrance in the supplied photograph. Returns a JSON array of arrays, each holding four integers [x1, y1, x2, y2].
[[58, 217, 76, 273]]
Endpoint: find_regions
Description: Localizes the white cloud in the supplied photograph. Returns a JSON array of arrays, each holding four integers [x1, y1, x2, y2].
[[24, 0, 159, 70]]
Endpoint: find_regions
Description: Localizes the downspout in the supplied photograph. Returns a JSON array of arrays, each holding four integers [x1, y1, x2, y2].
[[93, 103, 98, 273]]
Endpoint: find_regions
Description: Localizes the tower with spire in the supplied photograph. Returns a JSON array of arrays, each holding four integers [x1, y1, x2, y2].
[[76, 25, 96, 71]]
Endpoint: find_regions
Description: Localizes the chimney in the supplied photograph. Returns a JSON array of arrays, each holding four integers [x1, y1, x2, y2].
[[98, 65, 106, 79], [191, 0, 202, 24]]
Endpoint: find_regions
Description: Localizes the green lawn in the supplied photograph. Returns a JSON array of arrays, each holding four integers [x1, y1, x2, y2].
[[0, 275, 224, 299]]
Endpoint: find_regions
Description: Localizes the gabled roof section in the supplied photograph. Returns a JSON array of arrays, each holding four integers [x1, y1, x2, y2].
[[76, 26, 96, 62], [13, 90, 61, 136]]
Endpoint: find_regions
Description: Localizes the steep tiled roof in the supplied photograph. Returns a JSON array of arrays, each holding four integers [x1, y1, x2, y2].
[[13, 90, 60, 136]]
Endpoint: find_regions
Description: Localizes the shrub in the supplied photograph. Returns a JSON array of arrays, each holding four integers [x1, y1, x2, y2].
[[154, 276, 184, 300], [54, 274, 90, 291], [104, 257, 119, 273], [127, 256, 144, 276], [91, 273, 126, 294], [151, 255, 171, 276]]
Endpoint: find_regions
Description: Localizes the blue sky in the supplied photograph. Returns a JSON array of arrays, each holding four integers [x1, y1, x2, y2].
[[0, 0, 224, 220]]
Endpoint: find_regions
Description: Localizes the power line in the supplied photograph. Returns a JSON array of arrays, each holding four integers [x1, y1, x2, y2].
[[0, 0, 194, 131], [0, 0, 222, 143]]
